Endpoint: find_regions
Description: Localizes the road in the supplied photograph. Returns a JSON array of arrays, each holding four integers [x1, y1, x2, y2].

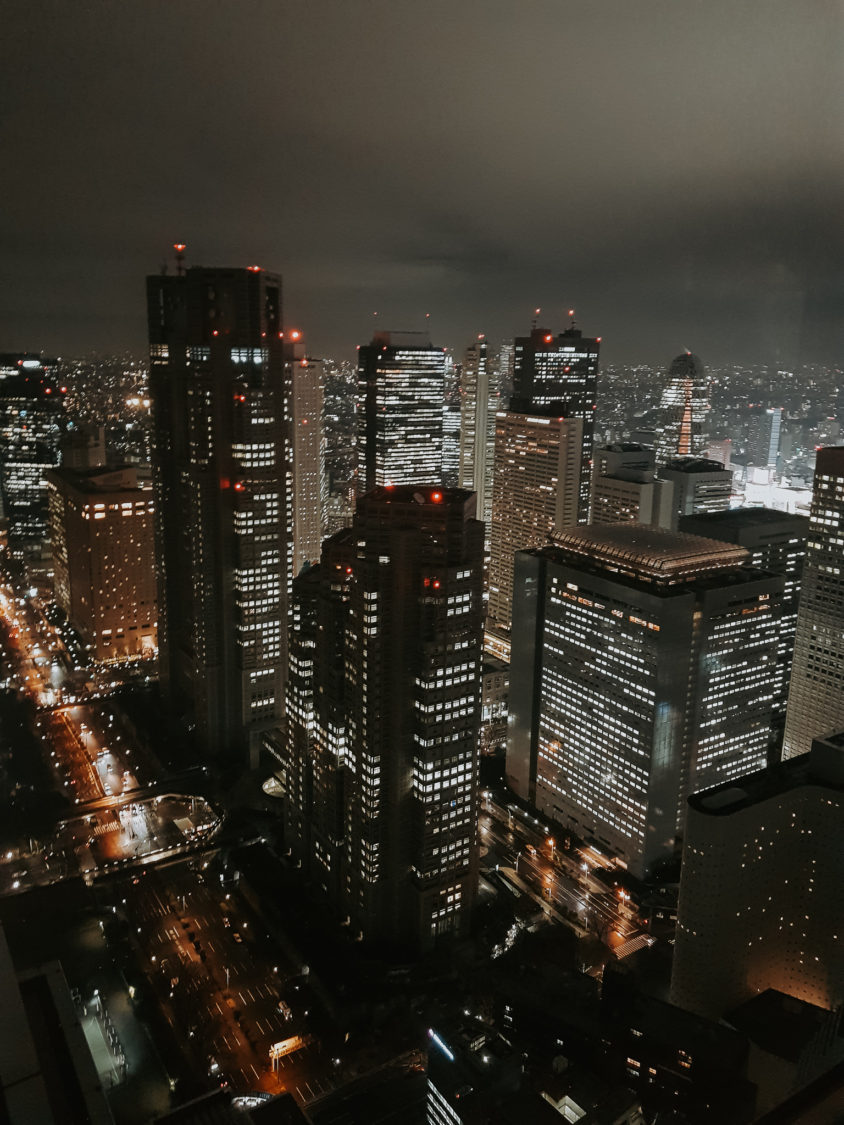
[[479, 793, 641, 946], [119, 863, 347, 1105]]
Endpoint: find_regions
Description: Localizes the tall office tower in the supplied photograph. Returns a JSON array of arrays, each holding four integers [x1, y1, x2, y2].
[[285, 486, 484, 951], [0, 354, 66, 551], [782, 447, 844, 760], [441, 353, 461, 488], [287, 333, 325, 575], [747, 406, 782, 471], [458, 338, 497, 539], [507, 526, 782, 877], [657, 456, 732, 527], [147, 264, 289, 763], [486, 409, 583, 653], [511, 320, 600, 522], [679, 509, 808, 757], [356, 331, 446, 493], [47, 464, 157, 663], [655, 352, 710, 466], [590, 443, 674, 528], [670, 733, 844, 1020]]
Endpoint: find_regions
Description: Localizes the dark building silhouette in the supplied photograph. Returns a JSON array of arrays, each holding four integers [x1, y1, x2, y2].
[[285, 486, 484, 952], [147, 264, 289, 763]]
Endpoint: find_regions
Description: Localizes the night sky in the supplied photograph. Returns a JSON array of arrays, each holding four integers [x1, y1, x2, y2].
[[3, 1, 842, 365]]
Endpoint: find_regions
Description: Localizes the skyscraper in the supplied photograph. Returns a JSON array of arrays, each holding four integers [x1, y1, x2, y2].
[[441, 351, 461, 488], [507, 526, 782, 877], [670, 733, 844, 1020], [47, 464, 157, 663], [746, 406, 782, 472], [486, 408, 583, 650], [458, 337, 497, 539], [287, 333, 325, 575], [511, 320, 600, 522], [285, 486, 484, 951], [147, 264, 289, 763], [356, 331, 445, 493], [655, 353, 710, 466], [0, 353, 65, 552], [679, 508, 808, 758], [590, 443, 674, 528], [782, 446, 844, 760]]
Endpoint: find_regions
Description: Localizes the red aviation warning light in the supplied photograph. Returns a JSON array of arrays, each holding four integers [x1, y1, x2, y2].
[[431, 491, 443, 503], [247, 264, 261, 272], [290, 330, 301, 341]]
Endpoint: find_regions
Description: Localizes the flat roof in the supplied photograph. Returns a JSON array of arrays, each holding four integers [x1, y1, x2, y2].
[[690, 736, 844, 817]]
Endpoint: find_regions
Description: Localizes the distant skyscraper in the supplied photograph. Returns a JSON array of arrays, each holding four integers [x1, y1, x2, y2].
[[458, 337, 497, 539], [657, 456, 732, 527], [0, 353, 65, 551], [679, 508, 808, 758], [782, 446, 844, 760], [590, 443, 674, 528], [486, 408, 582, 650], [285, 487, 484, 951], [747, 406, 782, 471], [48, 464, 157, 663], [287, 334, 325, 575], [511, 320, 600, 522], [655, 353, 710, 466], [441, 352, 461, 488], [670, 733, 844, 1020], [356, 331, 445, 493], [147, 264, 289, 762], [507, 526, 782, 877]]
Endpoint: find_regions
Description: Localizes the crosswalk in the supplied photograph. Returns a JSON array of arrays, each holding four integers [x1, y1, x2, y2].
[[614, 933, 655, 960]]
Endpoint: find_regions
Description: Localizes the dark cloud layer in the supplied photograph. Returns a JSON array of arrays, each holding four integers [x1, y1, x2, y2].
[[2, 1, 842, 365]]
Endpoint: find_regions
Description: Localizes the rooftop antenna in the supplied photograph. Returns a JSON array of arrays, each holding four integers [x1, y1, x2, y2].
[[568, 307, 576, 330], [532, 306, 541, 330], [174, 243, 187, 277]]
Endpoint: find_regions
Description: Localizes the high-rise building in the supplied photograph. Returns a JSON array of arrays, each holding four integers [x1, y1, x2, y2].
[[507, 526, 783, 877], [747, 407, 782, 471], [356, 331, 445, 493], [590, 443, 674, 528], [0, 354, 66, 551], [657, 456, 732, 527], [147, 264, 289, 763], [655, 353, 710, 466], [287, 334, 325, 575], [442, 352, 461, 488], [511, 321, 600, 522], [285, 486, 484, 951], [679, 508, 808, 758], [670, 733, 844, 1020], [47, 465, 157, 664], [782, 447, 844, 760], [486, 409, 583, 649], [458, 337, 497, 539]]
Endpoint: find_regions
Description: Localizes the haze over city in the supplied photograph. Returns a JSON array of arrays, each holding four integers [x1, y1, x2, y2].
[[3, 1, 843, 363]]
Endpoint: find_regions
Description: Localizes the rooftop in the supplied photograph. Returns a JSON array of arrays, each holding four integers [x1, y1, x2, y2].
[[662, 456, 731, 475], [548, 525, 749, 585], [690, 734, 844, 817]]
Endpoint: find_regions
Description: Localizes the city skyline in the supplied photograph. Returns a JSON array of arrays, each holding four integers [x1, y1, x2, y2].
[[2, 3, 842, 365]]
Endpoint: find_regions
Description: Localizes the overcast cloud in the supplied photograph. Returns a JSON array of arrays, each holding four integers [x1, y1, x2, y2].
[[2, 0, 842, 365]]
